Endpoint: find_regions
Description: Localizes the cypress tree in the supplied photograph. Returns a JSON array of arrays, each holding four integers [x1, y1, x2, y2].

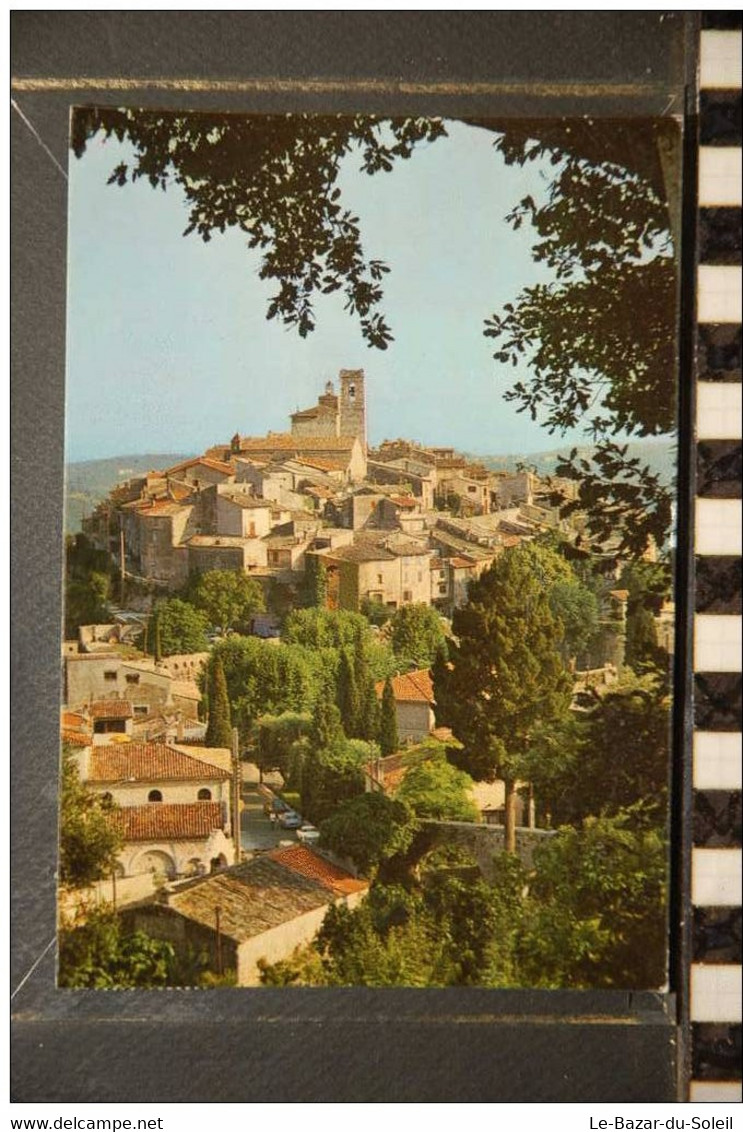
[[304, 555, 328, 609], [336, 649, 359, 736], [354, 635, 379, 740], [311, 679, 344, 751], [205, 657, 233, 749], [379, 677, 399, 757]]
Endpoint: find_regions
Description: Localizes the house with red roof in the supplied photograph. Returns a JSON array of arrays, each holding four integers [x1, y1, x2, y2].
[[123, 845, 368, 985], [375, 668, 437, 744], [73, 740, 236, 880]]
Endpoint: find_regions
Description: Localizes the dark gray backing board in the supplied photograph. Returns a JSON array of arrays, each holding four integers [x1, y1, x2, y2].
[[11, 12, 697, 1102]]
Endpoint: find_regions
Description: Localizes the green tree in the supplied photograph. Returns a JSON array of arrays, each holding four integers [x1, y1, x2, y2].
[[302, 554, 328, 609], [549, 579, 600, 666], [390, 604, 448, 669], [484, 121, 677, 556], [208, 635, 328, 743], [378, 678, 399, 757], [58, 907, 175, 988], [625, 605, 665, 675], [319, 792, 416, 875], [59, 747, 123, 889], [433, 545, 572, 852], [353, 635, 380, 740], [187, 569, 265, 635], [313, 887, 452, 987], [517, 540, 601, 664], [284, 607, 368, 650], [300, 740, 368, 827], [336, 648, 360, 736], [205, 656, 233, 748], [517, 812, 667, 988], [395, 743, 479, 822], [424, 870, 523, 985], [151, 597, 210, 656], [252, 711, 312, 783]]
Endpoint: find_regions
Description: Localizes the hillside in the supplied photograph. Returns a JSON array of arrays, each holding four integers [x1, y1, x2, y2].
[[467, 438, 677, 487], [65, 453, 194, 533]]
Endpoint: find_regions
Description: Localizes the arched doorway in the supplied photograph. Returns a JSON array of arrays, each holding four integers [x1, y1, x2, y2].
[[133, 850, 176, 880]]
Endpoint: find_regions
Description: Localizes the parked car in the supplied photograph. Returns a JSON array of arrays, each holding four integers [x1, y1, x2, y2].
[[278, 810, 302, 829], [297, 824, 320, 845]]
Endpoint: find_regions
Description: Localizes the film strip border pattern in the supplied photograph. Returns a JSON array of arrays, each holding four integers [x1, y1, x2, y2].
[[690, 13, 742, 1104]]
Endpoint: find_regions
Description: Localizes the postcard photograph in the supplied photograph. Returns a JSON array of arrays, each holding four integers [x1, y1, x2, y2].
[[59, 108, 680, 991]]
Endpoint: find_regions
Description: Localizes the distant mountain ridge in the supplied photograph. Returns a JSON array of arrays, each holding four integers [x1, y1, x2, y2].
[[465, 438, 677, 488], [65, 453, 195, 533]]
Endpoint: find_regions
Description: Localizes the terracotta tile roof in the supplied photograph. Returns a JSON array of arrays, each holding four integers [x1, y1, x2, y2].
[[168, 481, 195, 502], [449, 555, 478, 568], [290, 407, 321, 420], [87, 742, 230, 784], [610, 589, 630, 600], [168, 857, 334, 941], [164, 456, 234, 477], [388, 495, 418, 509], [375, 669, 435, 704], [327, 534, 432, 565], [62, 730, 90, 747], [294, 456, 345, 472], [90, 700, 134, 720], [173, 745, 233, 773], [110, 802, 224, 842], [237, 433, 358, 454], [270, 845, 369, 894], [62, 710, 87, 729]]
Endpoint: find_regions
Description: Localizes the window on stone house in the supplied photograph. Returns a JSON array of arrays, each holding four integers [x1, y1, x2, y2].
[[125, 673, 140, 685], [104, 670, 117, 681], [133, 704, 148, 717], [439, 584, 448, 595], [197, 788, 212, 801], [147, 790, 163, 803], [377, 574, 383, 584]]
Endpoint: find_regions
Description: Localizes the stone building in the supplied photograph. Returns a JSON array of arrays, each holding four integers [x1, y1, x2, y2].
[[64, 653, 201, 721], [290, 369, 367, 453], [124, 845, 368, 985], [317, 532, 433, 612], [74, 740, 235, 879]]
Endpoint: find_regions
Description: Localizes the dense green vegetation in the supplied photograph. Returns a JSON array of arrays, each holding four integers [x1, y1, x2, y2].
[[64, 534, 115, 638], [259, 540, 670, 990], [59, 747, 123, 889]]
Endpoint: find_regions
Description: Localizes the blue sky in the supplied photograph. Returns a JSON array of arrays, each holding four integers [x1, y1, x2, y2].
[[66, 117, 589, 463]]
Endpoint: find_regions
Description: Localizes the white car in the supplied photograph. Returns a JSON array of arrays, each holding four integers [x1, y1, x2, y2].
[[296, 824, 320, 844]]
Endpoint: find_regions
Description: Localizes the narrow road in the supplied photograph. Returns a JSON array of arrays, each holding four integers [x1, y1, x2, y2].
[[240, 785, 298, 853]]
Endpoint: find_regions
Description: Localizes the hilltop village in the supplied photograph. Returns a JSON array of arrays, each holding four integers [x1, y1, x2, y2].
[[60, 369, 673, 988], [84, 368, 596, 614]]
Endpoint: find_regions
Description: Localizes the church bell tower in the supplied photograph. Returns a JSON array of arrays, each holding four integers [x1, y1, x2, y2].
[[338, 369, 367, 453]]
